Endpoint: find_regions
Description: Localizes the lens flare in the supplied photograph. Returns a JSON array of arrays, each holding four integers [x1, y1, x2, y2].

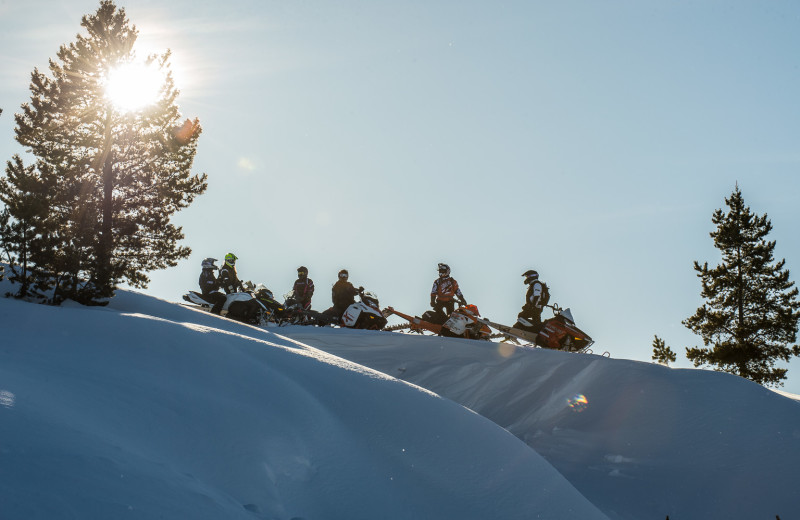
[[497, 342, 517, 358], [0, 390, 16, 409], [567, 394, 589, 412]]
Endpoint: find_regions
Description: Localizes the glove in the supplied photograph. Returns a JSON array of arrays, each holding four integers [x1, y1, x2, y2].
[[430, 299, 436, 308], [358, 286, 364, 293], [460, 298, 468, 306]]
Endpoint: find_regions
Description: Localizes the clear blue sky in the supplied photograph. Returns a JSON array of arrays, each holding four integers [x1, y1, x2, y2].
[[2, 1, 800, 392]]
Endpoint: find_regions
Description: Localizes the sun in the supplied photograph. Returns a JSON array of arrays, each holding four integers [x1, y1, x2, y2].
[[104, 61, 165, 112]]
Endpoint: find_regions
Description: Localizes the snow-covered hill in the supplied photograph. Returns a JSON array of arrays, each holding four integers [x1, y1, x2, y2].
[[1, 287, 798, 519]]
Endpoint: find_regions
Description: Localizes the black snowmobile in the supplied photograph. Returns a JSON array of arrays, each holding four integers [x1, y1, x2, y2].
[[281, 290, 333, 326], [252, 284, 292, 324]]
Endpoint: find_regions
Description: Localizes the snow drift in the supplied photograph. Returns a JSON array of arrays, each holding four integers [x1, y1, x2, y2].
[[1, 286, 798, 520]]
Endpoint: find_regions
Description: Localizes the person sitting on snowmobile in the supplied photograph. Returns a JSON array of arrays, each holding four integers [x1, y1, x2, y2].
[[199, 258, 226, 314], [323, 269, 363, 321], [213, 253, 244, 314], [514, 269, 549, 333], [430, 263, 467, 319], [293, 266, 315, 310]]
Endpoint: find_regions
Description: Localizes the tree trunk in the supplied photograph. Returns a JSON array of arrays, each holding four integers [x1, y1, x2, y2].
[[96, 149, 114, 297]]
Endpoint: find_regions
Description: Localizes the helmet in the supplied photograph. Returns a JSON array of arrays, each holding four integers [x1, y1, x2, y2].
[[201, 257, 218, 270], [338, 269, 349, 279], [438, 263, 450, 277], [224, 253, 237, 267], [297, 266, 308, 277], [522, 270, 539, 284]]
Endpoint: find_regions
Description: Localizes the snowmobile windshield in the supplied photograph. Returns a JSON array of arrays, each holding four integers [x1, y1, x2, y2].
[[256, 289, 274, 300], [559, 308, 575, 324], [362, 291, 379, 303]]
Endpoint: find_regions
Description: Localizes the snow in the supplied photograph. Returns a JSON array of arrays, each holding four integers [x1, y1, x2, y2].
[[1, 286, 799, 520]]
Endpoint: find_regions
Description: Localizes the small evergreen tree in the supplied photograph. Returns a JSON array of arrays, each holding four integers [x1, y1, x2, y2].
[[3, 0, 207, 303], [0, 157, 59, 298], [683, 185, 800, 387], [651, 335, 677, 366]]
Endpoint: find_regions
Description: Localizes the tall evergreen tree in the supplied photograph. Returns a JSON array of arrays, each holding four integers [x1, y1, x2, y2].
[[5, 0, 207, 302], [683, 185, 800, 387]]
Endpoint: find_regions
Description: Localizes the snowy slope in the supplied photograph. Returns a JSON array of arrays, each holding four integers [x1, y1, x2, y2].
[[277, 325, 800, 520], [1, 287, 799, 520], [0, 290, 607, 520]]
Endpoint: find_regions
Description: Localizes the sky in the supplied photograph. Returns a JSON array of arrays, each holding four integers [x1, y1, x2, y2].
[[1, 1, 800, 391], [2, 283, 799, 519]]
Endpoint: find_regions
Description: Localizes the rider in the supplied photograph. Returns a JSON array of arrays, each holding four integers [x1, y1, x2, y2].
[[293, 266, 315, 310], [213, 253, 244, 314], [515, 269, 547, 333], [199, 258, 226, 314], [430, 263, 467, 319], [218, 253, 245, 294], [324, 269, 363, 321]]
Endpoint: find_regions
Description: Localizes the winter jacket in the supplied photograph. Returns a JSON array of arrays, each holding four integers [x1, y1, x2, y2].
[[199, 268, 220, 296], [293, 277, 315, 308], [518, 280, 546, 330], [524, 280, 545, 310], [332, 280, 360, 311], [218, 265, 244, 294], [431, 276, 465, 304]]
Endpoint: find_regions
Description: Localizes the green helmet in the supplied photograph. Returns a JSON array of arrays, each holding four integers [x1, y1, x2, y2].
[[224, 253, 238, 267]]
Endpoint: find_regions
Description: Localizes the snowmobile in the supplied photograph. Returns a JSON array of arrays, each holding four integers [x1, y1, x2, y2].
[[440, 305, 492, 340], [182, 287, 270, 326], [340, 290, 388, 330], [383, 304, 491, 340], [252, 285, 292, 324], [281, 290, 331, 326], [477, 304, 594, 353]]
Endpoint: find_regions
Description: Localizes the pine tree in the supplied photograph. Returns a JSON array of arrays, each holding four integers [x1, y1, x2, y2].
[[651, 335, 677, 366], [0, 156, 60, 298], [5, 0, 207, 302], [683, 185, 800, 387]]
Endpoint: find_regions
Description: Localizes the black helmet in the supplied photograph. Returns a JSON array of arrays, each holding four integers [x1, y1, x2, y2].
[[438, 263, 450, 277], [297, 266, 308, 277], [522, 270, 539, 284], [338, 269, 349, 279]]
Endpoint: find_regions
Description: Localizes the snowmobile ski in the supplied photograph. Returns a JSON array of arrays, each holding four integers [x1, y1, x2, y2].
[[475, 318, 539, 345]]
